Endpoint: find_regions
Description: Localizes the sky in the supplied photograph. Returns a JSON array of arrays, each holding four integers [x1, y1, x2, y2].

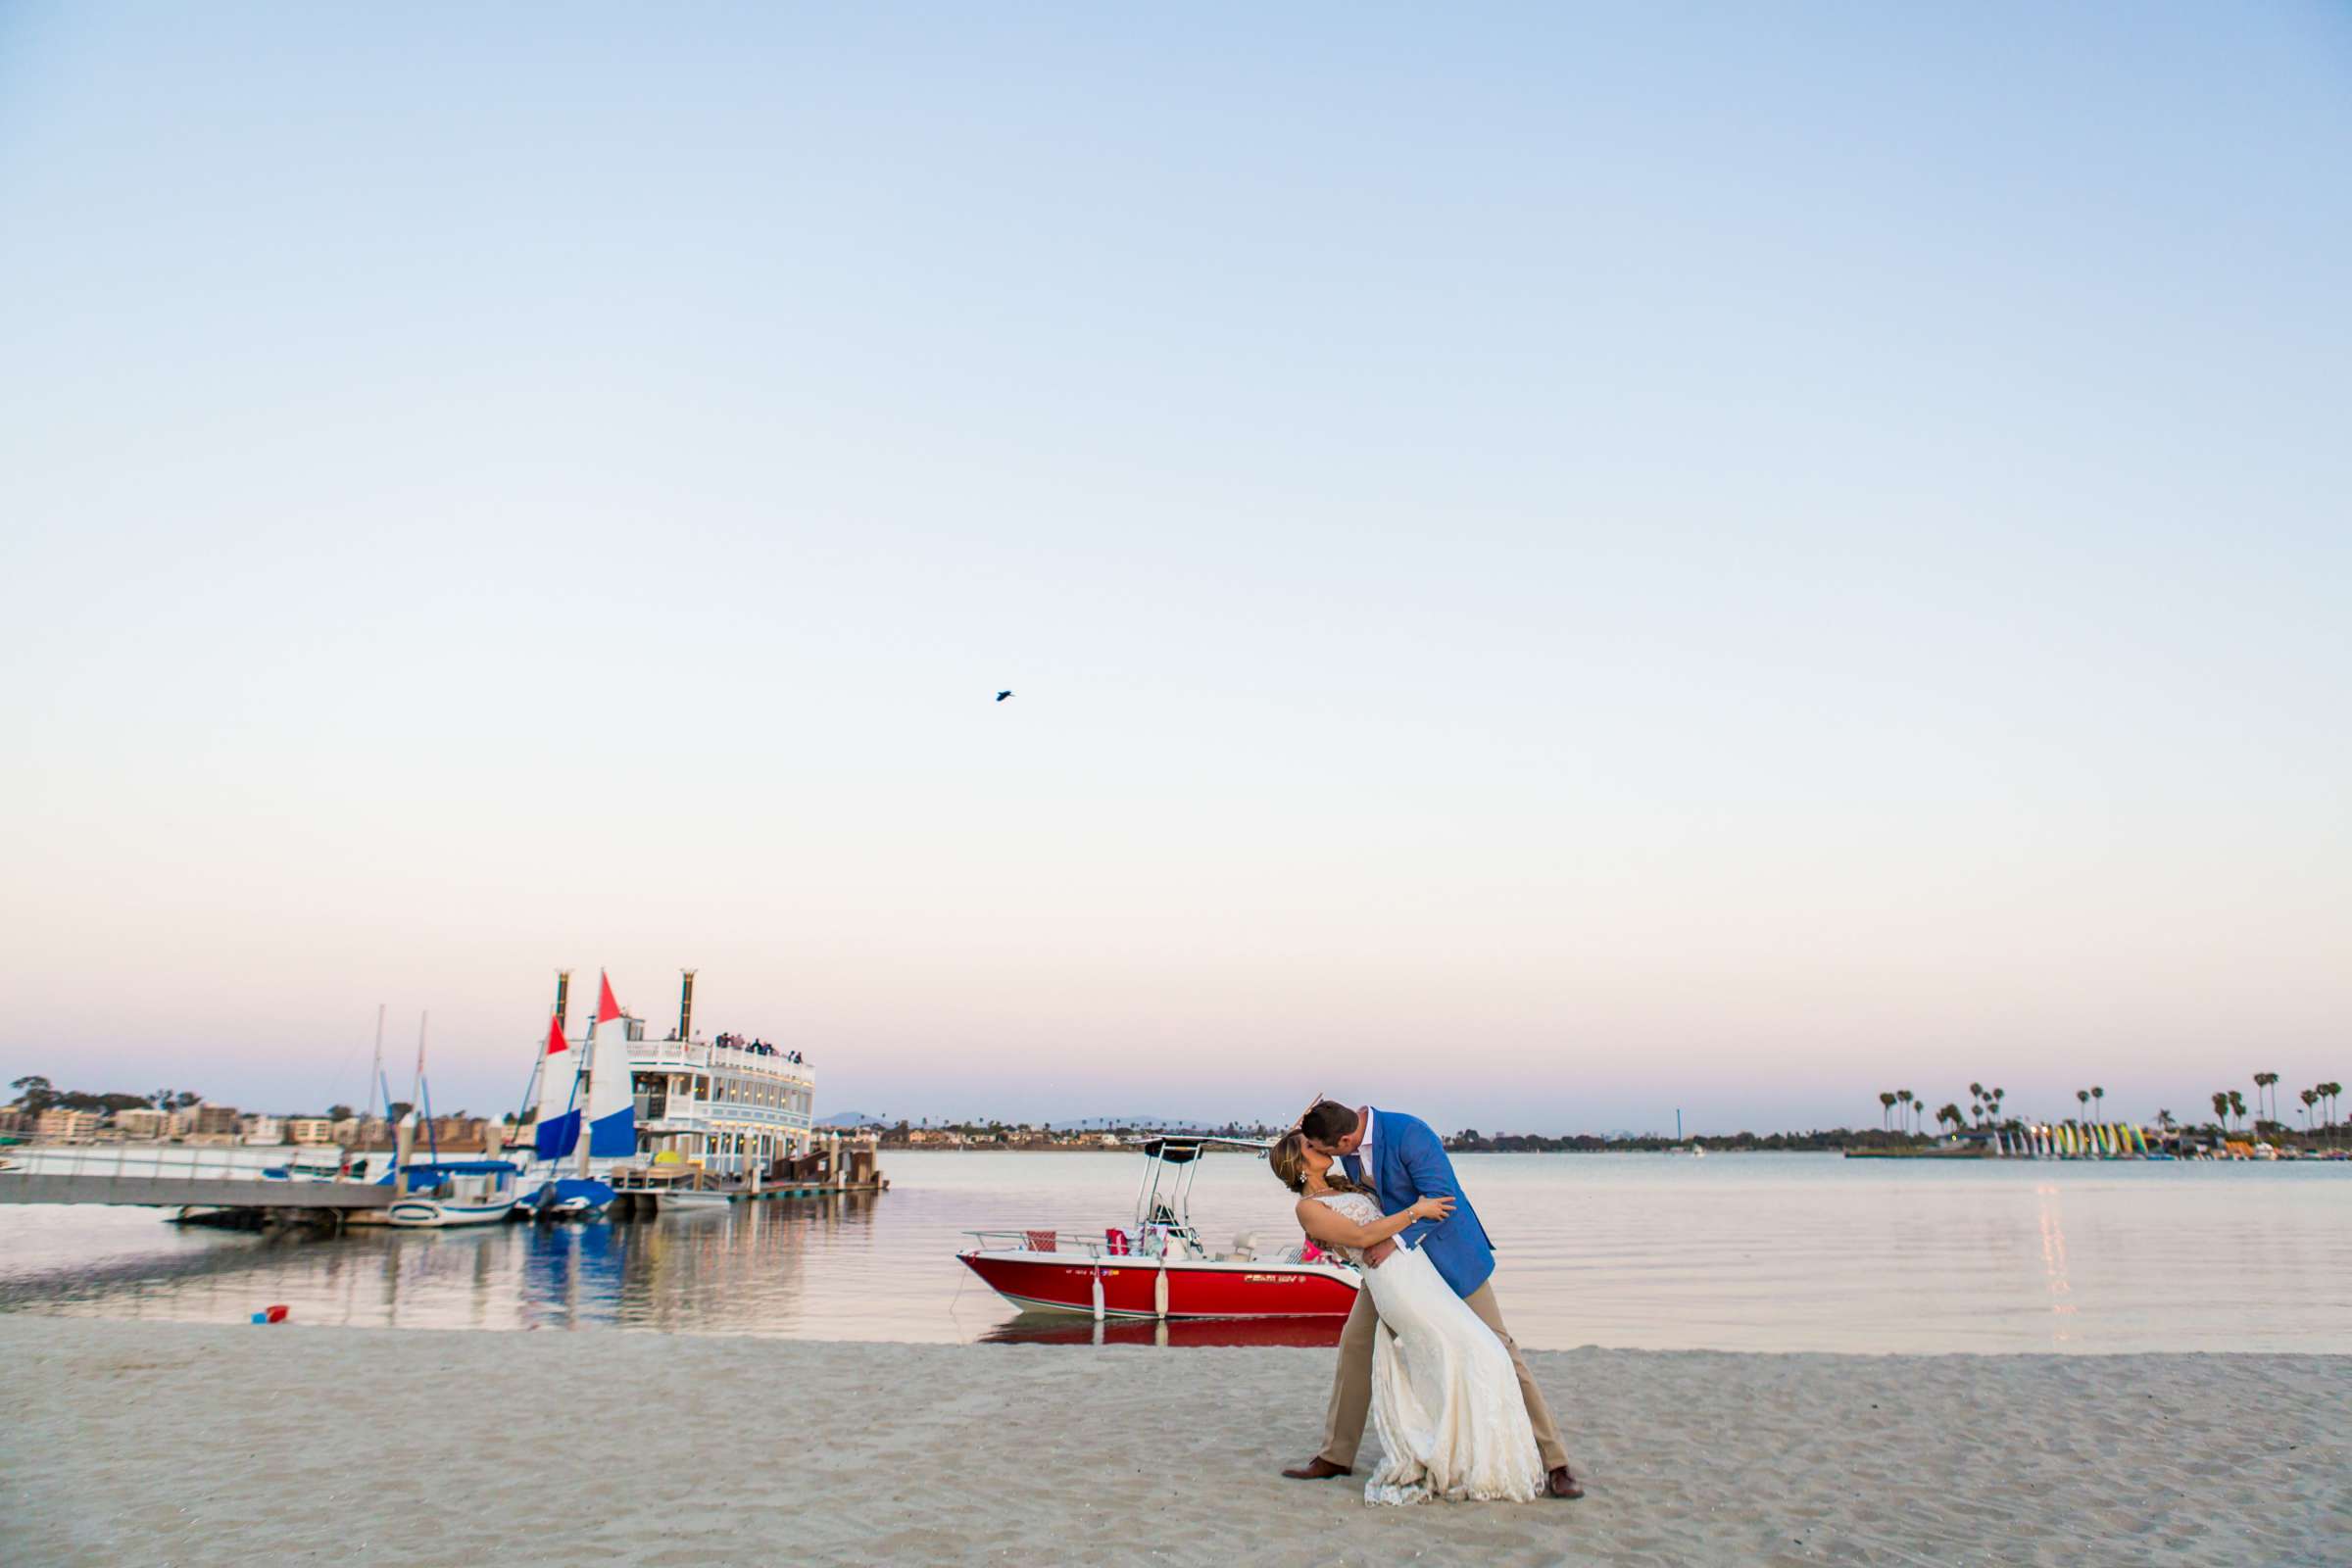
[[2, 3, 2347, 1136]]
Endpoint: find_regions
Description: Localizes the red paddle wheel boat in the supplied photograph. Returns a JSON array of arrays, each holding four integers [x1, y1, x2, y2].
[[957, 1136, 1360, 1320]]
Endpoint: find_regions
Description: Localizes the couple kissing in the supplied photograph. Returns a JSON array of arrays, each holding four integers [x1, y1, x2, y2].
[[1273, 1100, 1583, 1505]]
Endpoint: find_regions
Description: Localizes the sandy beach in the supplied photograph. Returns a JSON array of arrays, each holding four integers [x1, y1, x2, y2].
[[1, 1317, 2342, 1567]]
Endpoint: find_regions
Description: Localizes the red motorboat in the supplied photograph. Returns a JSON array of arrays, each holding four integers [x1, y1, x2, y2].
[[957, 1136, 1361, 1320]]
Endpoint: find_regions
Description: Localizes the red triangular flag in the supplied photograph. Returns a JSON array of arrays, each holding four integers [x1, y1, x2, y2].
[[545, 1015, 568, 1055], [597, 971, 621, 1024]]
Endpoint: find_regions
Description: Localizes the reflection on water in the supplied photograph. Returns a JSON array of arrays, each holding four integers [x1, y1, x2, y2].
[[979, 1315, 1347, 1348], [0, 1193, 888, 1336], [2034, 1183, 2076, 1344], [3, 1152, 2346, 1352]]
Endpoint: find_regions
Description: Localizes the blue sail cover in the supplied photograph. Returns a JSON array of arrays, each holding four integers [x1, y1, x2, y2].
[[586, 1104, 636, 1159], [534, 1108, 582, 1161], [523, 1176, 614, 1214]]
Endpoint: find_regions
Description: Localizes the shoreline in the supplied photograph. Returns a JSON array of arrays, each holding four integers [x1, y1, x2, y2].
[[3, 1317, 2342, 1567]]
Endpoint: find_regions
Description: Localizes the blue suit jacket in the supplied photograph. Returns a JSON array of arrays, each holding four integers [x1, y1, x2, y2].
[[1341, 1108, 1494, 1298]]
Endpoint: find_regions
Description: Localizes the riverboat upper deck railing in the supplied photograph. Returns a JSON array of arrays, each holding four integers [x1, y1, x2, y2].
[[631, 1039, 815, 1079]]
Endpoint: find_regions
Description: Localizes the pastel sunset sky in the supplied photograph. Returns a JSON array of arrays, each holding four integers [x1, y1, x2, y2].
[[2, 5, 2345, 1133]]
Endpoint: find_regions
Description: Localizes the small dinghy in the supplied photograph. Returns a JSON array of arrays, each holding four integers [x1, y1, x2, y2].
[[385, 1160, 522, 1227]]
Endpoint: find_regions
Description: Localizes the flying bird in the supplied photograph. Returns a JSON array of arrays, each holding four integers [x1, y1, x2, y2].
[[995, 690, 1013, 702]]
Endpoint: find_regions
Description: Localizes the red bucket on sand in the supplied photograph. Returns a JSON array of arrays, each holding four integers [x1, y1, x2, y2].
[[250, 1304, 289, 1325]]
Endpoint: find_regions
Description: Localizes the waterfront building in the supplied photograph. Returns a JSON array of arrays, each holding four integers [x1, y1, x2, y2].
[[427, 1114, 486, 1149], [112, 1107, 170, 1140], [190, 1103, 241, 1136], [284, 1117, 335, 1146], [329, 1114, 388, 1146], [34, 1108, 100, 1141], [0, 1106, 25, 1135], [239, 1114, 283, 1145]]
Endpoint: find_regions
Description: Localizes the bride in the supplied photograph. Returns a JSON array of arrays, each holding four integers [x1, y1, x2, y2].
[[1272, 1133, 1546, 1505]]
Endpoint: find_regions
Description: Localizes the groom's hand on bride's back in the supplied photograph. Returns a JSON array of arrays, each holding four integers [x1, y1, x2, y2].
[[1410, 1194, 1456, 1223]]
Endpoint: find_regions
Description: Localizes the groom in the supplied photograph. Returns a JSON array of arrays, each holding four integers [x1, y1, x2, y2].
[[1283, 1101, 1582, 1499]]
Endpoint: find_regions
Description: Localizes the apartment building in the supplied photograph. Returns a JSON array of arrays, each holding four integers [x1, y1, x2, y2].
[[35, 1107, 101, 1140]]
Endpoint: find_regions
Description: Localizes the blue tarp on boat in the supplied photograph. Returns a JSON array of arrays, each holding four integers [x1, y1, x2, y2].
[[373, 1160, 521, 1186], [525, 1176, 615, 1214]]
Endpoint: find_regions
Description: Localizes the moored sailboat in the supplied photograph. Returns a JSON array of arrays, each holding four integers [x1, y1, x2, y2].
[[510, 973, 630, 1219]]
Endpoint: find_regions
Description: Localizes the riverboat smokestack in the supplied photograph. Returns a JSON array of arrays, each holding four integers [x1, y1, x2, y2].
[[678, 968, 697, 1043], [553, 969, 572, 1036]]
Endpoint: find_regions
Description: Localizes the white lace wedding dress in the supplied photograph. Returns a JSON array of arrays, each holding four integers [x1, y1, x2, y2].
[[1313, 1192, 1545, 1505]]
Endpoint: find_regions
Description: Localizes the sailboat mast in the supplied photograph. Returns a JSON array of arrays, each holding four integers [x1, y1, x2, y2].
[[368, 1004, 386, 1121], [574, 1012, 594, 1179], [416, 1011, 440, 1164]]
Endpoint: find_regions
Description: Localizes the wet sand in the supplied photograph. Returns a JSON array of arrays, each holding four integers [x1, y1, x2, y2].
[[0, 1315, 2342, 1566]]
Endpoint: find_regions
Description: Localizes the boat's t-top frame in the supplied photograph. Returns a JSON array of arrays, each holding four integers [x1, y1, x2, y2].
[[1131, 1136, 1270, 1250]]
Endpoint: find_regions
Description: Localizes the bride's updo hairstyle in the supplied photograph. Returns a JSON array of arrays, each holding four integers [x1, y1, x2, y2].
[[1268, 1131, 1372, 1197]]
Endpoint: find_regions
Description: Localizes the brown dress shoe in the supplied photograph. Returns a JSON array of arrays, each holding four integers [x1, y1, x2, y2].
[[1281, 1456, 1354, 1481], [1546, 1465, 1585, 1499]]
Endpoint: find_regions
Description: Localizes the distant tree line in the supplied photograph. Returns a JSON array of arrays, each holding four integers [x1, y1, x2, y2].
[[1445, 1127, 1929, 1153], [8, 1076, 205, 1115]]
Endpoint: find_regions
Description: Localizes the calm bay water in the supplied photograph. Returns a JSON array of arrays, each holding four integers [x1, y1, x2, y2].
[[1, 1152, 2344, 1352]]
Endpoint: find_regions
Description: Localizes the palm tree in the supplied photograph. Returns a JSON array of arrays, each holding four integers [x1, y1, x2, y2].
[[2299, 1088, 2318, 1138], [2210, 1091, 2230, 1137], [2253, 1071, 2278, 1126], [2156, 1108, 2175, 1133], [2323, 1082, 2342, 1137], [1879, 1091, 1897, 1133], [1936, 1103, 1963, 1135], [2091, 1086, 2105, 1126], [1897, 1089, 1914, 1134], [1989, 1087, 2006, 1122], [2228, 1089, 2246, 1135], [2077, 1088, 2090, 1123]]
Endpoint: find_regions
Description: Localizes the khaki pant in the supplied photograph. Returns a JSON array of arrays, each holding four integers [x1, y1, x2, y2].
[[1318, 1274, 1568, 1472]]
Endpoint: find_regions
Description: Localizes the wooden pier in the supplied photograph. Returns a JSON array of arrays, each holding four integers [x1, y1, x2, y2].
[[607, 1176, 890, 1218]]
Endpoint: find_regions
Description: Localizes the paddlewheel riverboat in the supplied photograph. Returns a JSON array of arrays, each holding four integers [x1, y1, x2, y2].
[[957, 1136, 1361, 1320]]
